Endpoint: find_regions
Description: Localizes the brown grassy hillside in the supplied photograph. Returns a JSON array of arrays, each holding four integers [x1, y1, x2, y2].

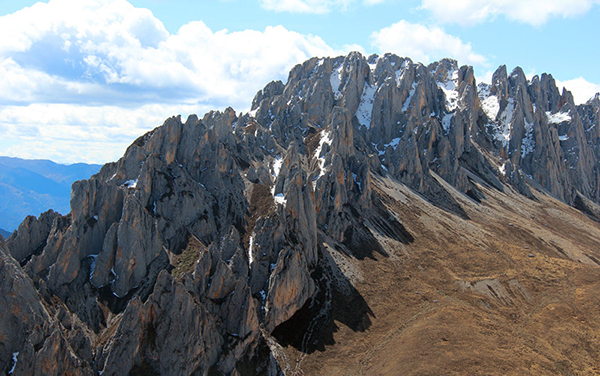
[[269, 174, 600, 376]]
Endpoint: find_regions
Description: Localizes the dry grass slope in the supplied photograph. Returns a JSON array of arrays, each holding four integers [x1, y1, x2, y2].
[[274, 174, 600, 375]]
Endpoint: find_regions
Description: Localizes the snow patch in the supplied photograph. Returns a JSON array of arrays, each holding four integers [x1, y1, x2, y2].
[[271, 156, 283, 179], [314, 129, 332, 180], [330, 63, 344, 100], [273, 193, 286, 206], [385, 137, 401, 149], [124, 179, 138, 189], [442, 113, 453, 131], [270, 156, 287, 206], [368, 57, 379, 72], [8, 352, 18, 374], [494, 97, 515, 147], [437, 69, 460, 111], [559, 134, 569, 141], [395, 60, 409, 85], [248, 235, 254, 266], [521, 119, 535, 156], [482, 95, 500, 121], [546, 111, 572, 124], [478, 83, 500, 121], [356, 84, 376, 128], [402, 81, 417, 112], [477, 83, 500, 121], [499, 162, 506, 176]]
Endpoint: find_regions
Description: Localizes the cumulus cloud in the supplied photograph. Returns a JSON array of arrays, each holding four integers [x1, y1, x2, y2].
[[258, 0, 390, 13], [0, 103, 210, 164], [557, 77, 600, 105], [419, 0, 600, 26], [259, 0, 352, 13], [0, 0, 341, 108], [370, 20, 487, 66], [0, 0, 349, 164]]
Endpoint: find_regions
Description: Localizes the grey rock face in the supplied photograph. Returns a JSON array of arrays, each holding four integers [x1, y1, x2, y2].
[[6, 209, 60, 265], [3, 51, 600, 375]]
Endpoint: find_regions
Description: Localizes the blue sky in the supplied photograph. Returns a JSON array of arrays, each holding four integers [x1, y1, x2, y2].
[[1, 0, 599, 164]]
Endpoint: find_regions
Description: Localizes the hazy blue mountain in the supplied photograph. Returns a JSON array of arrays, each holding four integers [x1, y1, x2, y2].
[[0, 156, 102, 231], [0, 227, 11, 239]]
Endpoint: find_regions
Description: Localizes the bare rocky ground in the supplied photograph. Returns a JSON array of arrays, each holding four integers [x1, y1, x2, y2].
[[273, 174, 600, 376]]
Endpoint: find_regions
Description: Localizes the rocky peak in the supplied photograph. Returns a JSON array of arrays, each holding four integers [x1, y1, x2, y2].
[[3, 51, 600, 375]]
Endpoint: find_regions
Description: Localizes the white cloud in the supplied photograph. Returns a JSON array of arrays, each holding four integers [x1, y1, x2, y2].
[[0, 103, 210, 164], [370, 20, 487, 66], [0, 0, 350, 164], [475, 69, 494, 86], [259, 0, 352, 13], [420, 0, 600, 26], [557, 77, 600, 105], [258, 0, 390, 13], [0, 0, 341, 108]]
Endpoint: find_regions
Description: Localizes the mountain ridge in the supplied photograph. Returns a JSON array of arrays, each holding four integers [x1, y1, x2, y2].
[[0, 156, 101, 231], [0, 228, 11, 239], [2, 51, 600, 375]]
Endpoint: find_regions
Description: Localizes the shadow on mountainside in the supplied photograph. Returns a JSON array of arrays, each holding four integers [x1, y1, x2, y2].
[[336, 197, 414, 261], [272, 244, 375, 354]]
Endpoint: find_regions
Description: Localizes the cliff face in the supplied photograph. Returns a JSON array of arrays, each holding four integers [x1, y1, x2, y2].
[[3, 52, 600, 375]]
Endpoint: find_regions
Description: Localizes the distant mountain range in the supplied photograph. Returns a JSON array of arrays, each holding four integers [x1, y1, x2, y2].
[[0, 227, 10, 239], [0, 156, 101, 231]]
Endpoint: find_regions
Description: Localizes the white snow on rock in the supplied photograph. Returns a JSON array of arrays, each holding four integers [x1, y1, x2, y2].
[[546, 111, 572, 124], [270, 156, 287, 206], [314, 129, 332, 180], [402, 81, 417, 112], [368, 56, 379, 72], [437, 69, 459, 111], [559, 134, 569, 141], [271, 156, 283, 179], [494, 97, 515, 147], [330, 63, 344, 100], [521, 119, 535, 156], [356, 84, 376, 128], [248, 235, 254, 266], [273, 193, 286, 205], [478, 83, 500, 121], [8, 352, 18, 375], [442, 113, 453, 131], [124, 179, 138, 189], [482, 95, 500, 121], [385, 137, 401, 149], [395, 60, 409, 85], [499, 162, 507, 176]]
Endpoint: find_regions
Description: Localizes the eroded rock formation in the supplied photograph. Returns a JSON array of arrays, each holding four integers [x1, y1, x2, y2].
[[2, 51, 600, 375]]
